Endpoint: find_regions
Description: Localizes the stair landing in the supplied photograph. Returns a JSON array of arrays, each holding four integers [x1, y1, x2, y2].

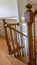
[[0, 38, 26, 65]]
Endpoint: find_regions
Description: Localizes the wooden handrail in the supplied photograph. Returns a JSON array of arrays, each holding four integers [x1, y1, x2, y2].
[[33, 40, 37, 43], [3, 19, 19, 26], [34, 9, 37, 17], [8, 23, 19, 26], [35, 40, 37, 43], [7, 24, 37, 43], [3, 19, 37, 43], [3, 19, 28, 37], [5, 24, 28, 37]]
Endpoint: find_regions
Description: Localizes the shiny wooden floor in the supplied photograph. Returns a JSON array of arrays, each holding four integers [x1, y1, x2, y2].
[[0, 38, 26, 65]]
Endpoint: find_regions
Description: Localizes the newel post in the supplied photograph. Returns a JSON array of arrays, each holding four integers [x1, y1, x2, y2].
[[24, 3, 34, 65]]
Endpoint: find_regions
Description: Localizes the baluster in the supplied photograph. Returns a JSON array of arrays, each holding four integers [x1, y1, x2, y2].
[[3, 19, 12, 54], [9, 27, 17, 56], [14, 25, 20, 56]]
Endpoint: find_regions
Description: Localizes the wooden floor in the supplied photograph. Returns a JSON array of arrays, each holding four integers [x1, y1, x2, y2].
[[0, 38, 26, 65]]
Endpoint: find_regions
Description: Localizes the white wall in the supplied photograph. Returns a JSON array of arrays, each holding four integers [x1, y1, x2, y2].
[[0, 19, 17, 38], [17, 0, 37, 17], [0, 0, 18, 18]]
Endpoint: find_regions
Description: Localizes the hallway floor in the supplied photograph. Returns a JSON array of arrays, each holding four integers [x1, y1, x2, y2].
[[0, 38, 25, 65]]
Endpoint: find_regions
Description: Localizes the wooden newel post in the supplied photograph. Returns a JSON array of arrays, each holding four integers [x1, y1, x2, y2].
[[24, 3, 34, 65]]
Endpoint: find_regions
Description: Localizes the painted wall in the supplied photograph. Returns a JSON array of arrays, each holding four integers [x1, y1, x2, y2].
[[18, 0, 37, 17], [0, 19, 17, 38], [0, 0, 37, 38], [0, 0, 18, 18], [0, 0, 37, 18]]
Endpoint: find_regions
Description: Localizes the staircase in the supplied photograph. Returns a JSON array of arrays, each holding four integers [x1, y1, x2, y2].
[[0, 38, 26, 65], [0, 19, 36, 65], [3, 19, 28, 64]]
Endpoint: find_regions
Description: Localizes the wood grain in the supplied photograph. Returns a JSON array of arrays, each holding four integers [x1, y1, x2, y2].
[[0, 38, 26, 65]]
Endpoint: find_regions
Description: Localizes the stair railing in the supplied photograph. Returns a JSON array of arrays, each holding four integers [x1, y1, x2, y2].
[[3, 19, 28, 58]]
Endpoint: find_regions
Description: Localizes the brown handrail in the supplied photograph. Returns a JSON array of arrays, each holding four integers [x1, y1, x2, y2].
[[5, 24, 37, 43], [34, 9, 37, 17], [3, 19, 37, 43], [8, 23, 19, 26], [5, 24, 28, 37], [33, 40, 37, 43], [3, 19, 28, 37], [3, 19, 19, 26], [35, 40, 37, 43]]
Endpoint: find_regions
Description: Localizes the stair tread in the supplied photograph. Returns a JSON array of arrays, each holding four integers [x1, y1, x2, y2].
[[16, 56, 26, 63]]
